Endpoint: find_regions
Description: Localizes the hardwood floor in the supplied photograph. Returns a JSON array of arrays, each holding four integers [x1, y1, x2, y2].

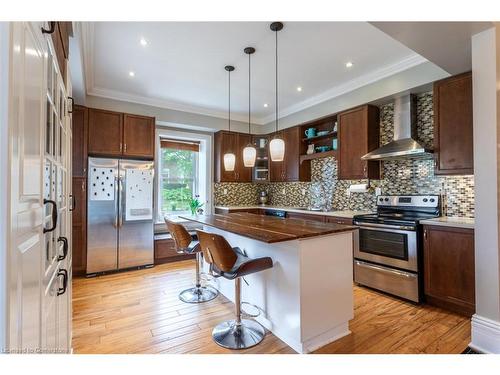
[[72, 260, 471, 354]]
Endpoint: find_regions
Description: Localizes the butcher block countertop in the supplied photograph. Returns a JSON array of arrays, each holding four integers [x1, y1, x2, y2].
[[180, 213, 358, 244]]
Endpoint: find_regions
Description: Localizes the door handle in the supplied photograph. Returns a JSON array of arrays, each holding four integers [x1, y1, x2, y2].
[[68, 97, 74, 114], [57, 269, 68, 296], [41, 22, 56, 34], [69, 194, 76, 211], [43, 199, 58, 233], [118, 177, 123, 228], [57, 236, 68, 261]]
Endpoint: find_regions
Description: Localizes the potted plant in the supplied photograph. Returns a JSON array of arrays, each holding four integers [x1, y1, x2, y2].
[[189, 195, 204, 215]]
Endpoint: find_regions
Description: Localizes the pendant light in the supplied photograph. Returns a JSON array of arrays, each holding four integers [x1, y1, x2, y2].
[[269, 22, 285, 162], [243, 47, 257, 167], [223, 65, 236, 172]]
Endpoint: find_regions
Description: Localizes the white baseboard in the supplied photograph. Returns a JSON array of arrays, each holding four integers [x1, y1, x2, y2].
[[470, 314, 500, 353]]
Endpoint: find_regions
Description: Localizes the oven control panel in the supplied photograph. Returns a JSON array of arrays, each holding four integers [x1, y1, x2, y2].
[[376, 195, 439, 208]]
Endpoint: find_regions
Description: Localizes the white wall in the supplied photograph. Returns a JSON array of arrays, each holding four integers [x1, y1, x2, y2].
[[470, 26, 500, 353], [0, 21, 9, 351]]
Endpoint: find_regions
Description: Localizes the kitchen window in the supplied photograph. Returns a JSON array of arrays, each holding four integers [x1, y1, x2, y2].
[[159, 139, 200, 216], [155, 127, 212, 224]]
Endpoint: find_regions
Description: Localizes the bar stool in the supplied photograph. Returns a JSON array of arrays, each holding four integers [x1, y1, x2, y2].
[[196, 229, 273, 349], [165, 219, 218, 303]]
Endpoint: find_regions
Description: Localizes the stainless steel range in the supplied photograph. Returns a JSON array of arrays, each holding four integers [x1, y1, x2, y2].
[[353, 195, 440, 302]]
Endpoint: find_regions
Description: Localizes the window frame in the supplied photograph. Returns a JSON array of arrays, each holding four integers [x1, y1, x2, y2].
[[155, 127, 212, 224]]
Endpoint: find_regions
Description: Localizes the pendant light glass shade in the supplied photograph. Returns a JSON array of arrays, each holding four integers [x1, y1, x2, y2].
[[223, 65, 236, 172], [223, 152, 236, 171], [243, 47, 257, 168], [243, 145, 257, 167], [269, 138, 285, 162], [270, 22, 285, 162]]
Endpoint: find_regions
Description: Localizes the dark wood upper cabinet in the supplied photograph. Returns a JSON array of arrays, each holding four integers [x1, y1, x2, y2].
[[423, 225, 475, 316], [337, 105, 380, 180], [72, 105, 88, 177], [214, 131, 253, 183], [123, 114, 155, 159], [433, 72, 473, 175], [236, 133, 253, 182], [214, 131, 237, 182], [88, 108, 123, 156], [269, 128, 310, 182]]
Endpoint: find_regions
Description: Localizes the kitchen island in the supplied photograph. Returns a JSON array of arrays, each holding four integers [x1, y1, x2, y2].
[[180, 213, 358, 353]]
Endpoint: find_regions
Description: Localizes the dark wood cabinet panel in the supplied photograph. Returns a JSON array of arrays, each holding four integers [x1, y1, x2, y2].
[[284, 127, 310, 182], [72, 177, 87, 276], [214, 131, 238, 182], [123, 114, 155, 159], [88, 108, 123, 157], [433, 72, 473, 175], [286, 212, 325, 222], [268, 128, 310, 182], [154, 238, 195, 264], [423, 225, 475, 316], [236, 133, 253, 183], [72, 105, 88, 177], [325, 216, 354, 225], [214, 131, 254, 182], [337, 105, 380, 180]]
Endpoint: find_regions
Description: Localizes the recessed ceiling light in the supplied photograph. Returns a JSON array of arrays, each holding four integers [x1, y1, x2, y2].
[[345, 61, 353, 68], [129, 71, 135, 77], [140, 38, 148, 46], [296, 86, 302, 92], [264, 103, 268, 108]]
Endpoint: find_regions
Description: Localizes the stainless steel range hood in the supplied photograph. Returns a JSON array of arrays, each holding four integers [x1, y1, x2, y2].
[[361, 94, 433, 161]]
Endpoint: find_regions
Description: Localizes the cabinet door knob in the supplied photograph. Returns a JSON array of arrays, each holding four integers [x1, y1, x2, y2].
[[424, 229, 428, 240], [124, 143, 127, 152]]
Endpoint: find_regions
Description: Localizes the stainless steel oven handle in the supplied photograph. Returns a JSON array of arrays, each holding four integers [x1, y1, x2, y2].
[[353, 221, 415, 231], [355, 260, 417, 279]]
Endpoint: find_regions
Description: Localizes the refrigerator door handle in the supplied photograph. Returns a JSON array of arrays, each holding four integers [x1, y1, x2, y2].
[[118, 176, 124, 228], [114, 175, 119, 228]]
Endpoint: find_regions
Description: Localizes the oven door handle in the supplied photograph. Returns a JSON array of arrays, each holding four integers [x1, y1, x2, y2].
[[355, 260, 417, 279], [354, 221, 416, 231]]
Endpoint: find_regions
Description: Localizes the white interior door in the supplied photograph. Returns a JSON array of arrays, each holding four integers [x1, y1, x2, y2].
[[7, 21, 72, 353], [8, 22, 45, 352]]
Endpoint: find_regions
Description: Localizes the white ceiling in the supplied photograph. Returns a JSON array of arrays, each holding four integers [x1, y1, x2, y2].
[[81, 22, 427, 125]]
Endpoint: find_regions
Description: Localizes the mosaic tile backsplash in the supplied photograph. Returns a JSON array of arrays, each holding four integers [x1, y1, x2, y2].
[[214, 92, 475, 218]]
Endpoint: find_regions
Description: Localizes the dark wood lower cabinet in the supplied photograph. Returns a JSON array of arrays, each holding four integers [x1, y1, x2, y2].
[[286, 212, 325, 222], [154, 236, 195, 264], [325, 216, 354, 225], [72, 177, 87, 276], [423, 225, 475, 316]]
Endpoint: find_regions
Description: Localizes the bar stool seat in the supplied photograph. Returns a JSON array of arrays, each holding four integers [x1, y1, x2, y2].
[[197, 230, 273, 350], [165, 219, 218, 304]]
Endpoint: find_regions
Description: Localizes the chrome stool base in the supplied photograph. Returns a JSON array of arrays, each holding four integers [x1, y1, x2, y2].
[[212, 319, 266, 349], [178, 285, 218, 304]]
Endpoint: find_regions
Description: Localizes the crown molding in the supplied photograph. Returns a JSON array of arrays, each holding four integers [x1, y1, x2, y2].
[[259, 54, 428, 125], [88, 86, 251, 124], [80, 22, 427, 126]]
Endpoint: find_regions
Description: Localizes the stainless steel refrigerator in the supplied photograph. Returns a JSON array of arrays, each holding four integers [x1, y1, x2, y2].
[[87, 157, 154, 274]]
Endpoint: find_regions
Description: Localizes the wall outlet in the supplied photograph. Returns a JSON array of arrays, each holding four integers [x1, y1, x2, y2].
[[375, 187, 382, 196], [282, 188, 286, 195], [223, 188, 228, 195], [301, 189, 306, 196]]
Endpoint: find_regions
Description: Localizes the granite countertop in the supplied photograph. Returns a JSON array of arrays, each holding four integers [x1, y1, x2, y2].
[[180, 213, 358, 243], [215, 205, 373, 219], [419, 216, 475, 229]]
